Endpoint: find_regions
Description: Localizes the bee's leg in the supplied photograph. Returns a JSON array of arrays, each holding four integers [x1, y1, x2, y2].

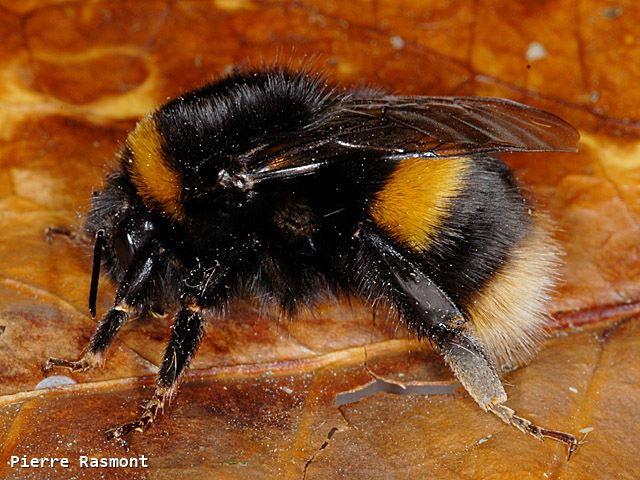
[[44, 225, 90, 245], [358, 226, 578, 458], [44, 308, 128, 372], [104, 264, 232, 440], [439, 331, 578, 459], [105, 305, 205, 440], [44, 240, 165, 373]]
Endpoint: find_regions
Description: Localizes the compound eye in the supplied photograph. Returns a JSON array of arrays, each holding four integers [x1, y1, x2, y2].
[[112, 218, 155, 269], [112, 222, 136, 269]]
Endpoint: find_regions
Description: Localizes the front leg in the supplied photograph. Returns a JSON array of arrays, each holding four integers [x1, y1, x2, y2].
[[44, 240, 165, 374], [44, 309, 128, 373], [44, 225, 91, 246]]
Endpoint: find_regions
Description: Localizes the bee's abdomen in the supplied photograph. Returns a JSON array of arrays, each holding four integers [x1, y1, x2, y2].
[[370, 155, 558, 367], [371, 157, 531, 298], [465, 216, 560, 367], [371, 155, 531, 306]]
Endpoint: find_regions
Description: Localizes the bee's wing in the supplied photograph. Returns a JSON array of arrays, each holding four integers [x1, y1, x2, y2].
[[325, 95, 580, 157], [245, 95, 579, 182]]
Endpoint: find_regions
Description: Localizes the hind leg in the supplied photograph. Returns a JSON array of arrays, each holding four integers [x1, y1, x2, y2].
[[358, 226, 578, 458]]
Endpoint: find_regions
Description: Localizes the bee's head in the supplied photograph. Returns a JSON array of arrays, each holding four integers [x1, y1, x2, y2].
[[86, 173, 160, 274], [84, 171, 162, 316], [110, 209, 157, 271]]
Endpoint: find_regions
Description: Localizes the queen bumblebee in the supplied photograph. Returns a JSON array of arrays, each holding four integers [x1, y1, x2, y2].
[[44, 67, 580, 455]]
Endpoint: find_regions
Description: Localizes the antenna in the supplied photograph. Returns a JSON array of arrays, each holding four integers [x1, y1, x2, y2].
[[89, 230, 105, 319]]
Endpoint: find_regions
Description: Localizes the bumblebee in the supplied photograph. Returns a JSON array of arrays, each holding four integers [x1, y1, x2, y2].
[[44, 67, 580, 454]]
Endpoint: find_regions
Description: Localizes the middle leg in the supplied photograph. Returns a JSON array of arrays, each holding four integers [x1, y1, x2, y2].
[[105, 306, 206, 439], [104, 262, 235, 440]]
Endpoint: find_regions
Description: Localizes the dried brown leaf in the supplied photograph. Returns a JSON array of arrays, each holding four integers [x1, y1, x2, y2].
[[0, 0, 639, 478]]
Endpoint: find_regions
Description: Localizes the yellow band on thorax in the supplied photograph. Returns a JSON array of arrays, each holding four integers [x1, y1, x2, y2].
[[127, 116, 184, 221]]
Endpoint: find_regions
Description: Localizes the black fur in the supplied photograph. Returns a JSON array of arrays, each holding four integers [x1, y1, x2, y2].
[[50, 67, 578, 440], [88, 70, 528, 321], [417, 156, 530, 308]]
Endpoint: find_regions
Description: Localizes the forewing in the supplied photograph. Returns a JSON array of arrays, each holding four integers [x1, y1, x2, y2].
[[327, 95, 580, 157], [245, 95, 579, 181]]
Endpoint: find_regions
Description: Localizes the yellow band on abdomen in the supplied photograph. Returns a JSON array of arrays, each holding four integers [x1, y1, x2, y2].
[[371, 157, 470, 251]]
